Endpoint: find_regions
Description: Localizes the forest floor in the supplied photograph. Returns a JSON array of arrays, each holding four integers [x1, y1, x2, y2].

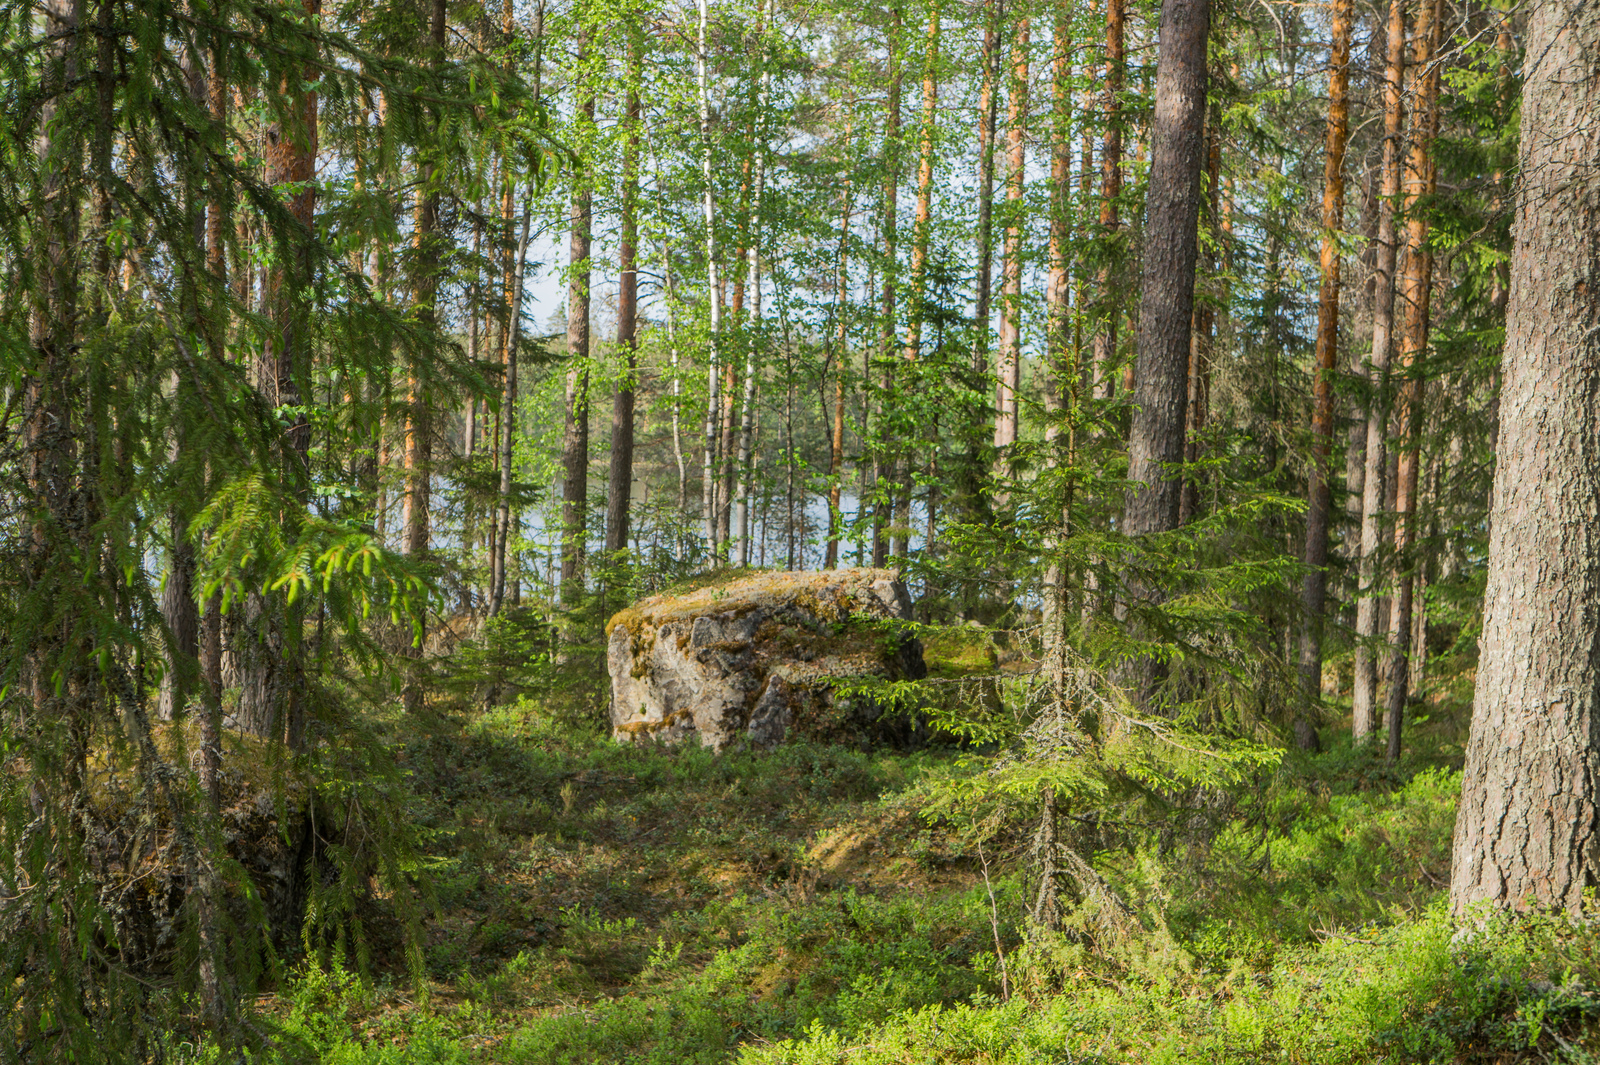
[[250, 689, 1600, 1064]]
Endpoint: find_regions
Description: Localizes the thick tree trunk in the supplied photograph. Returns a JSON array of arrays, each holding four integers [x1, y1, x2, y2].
[[1384, 0, 1442, 762], [1450, 0, 1600, 917], [1118, 0, 1208, 711], [1351, 0, 1406, 741], [1293, 0, 1352, 751], [1124, 0, 1209, 539]]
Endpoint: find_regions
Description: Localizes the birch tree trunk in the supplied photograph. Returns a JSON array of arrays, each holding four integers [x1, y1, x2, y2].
[[893, 2, 938, 559], [733, 22, 770, 567], [697, 0, 722, 556], [1450, 0, 1600, 917]]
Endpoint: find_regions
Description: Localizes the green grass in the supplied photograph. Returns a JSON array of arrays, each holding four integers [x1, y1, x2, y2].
[[232, 704, 1600, 1065]]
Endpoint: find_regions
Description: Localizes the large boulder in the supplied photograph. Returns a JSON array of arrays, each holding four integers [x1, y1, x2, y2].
[[607, 568, 926, 751]]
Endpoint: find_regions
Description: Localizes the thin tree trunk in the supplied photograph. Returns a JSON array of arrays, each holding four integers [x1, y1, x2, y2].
[[734, 11, 771, 568], [1090, 0, 1125, 405], [972, 0, 1004, 378], [1385, 0, 1442, 763], [1351, 0, 1406, 742], [893, 3, 938, 560], [607, 37, 642, 562], [825, 132, 854, 570], [400, 0, 447, 713], [1294, 0, 1352, 750], [1450, 0, 1600, 916], [993, 17, 1029, 468], [239, 0, 318, 742], [1041, 9, 1074, 668], [489, 204, 531, 616], [562, 24, 594, 604], [872, 6, 903, 569]]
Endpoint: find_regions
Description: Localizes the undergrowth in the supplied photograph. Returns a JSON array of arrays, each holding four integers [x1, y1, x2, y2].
[[219, 705, 1600, 1064]]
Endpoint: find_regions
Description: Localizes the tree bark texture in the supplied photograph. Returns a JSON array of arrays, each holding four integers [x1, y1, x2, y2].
[[1385, 0, 1442, 761], [972, 0, 1004, 378], [872, 6, 903, 569], [826, 151, 854, 570], [1090, 0, 1124, 405], [1124, 0, 1209, 539], [239, 0, 318, 741], [1352, 0, 1407, 742], [1294, 0, 1352, 750], [1450, 0, 1600, 917], [607, 47, 642, 560], [994, 17, 1028, 459], [562, 26, 594, 603]]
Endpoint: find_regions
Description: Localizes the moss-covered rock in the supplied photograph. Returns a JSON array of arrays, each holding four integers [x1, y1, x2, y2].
[[606, 569, 926, 751]]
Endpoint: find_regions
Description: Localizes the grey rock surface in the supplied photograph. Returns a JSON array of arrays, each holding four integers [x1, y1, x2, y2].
[[607, 568, 925, 751]]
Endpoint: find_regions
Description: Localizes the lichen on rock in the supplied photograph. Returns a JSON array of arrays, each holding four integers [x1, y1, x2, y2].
[[607, 568, 926, 751]]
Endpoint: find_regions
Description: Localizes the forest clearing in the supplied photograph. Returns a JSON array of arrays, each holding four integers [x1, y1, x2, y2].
[[3, 0, 1600, 1059]]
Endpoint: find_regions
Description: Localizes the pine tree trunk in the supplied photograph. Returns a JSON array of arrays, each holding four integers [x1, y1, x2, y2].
[[1119, 0, 1208, 711], [1450, 0, 1600, 917], [400, 0, 447, 713], [1294, 0, 1352, 751], [1041, 11, 1074, 670], [1384, 0, 1442, 762], [489, 204, 530, 617], [606, 37, 642, 561], [1089, 0, 1124, 405], [1178, 114, 1219, 527], [240, 0, 318, 741], [993, 18, 1028, 465], [1352, 0, 1406, 741], [1124, 0, 1208, 538]]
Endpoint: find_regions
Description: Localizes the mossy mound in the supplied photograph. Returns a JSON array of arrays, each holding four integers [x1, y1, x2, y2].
[[607, 569, 926, 752]]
